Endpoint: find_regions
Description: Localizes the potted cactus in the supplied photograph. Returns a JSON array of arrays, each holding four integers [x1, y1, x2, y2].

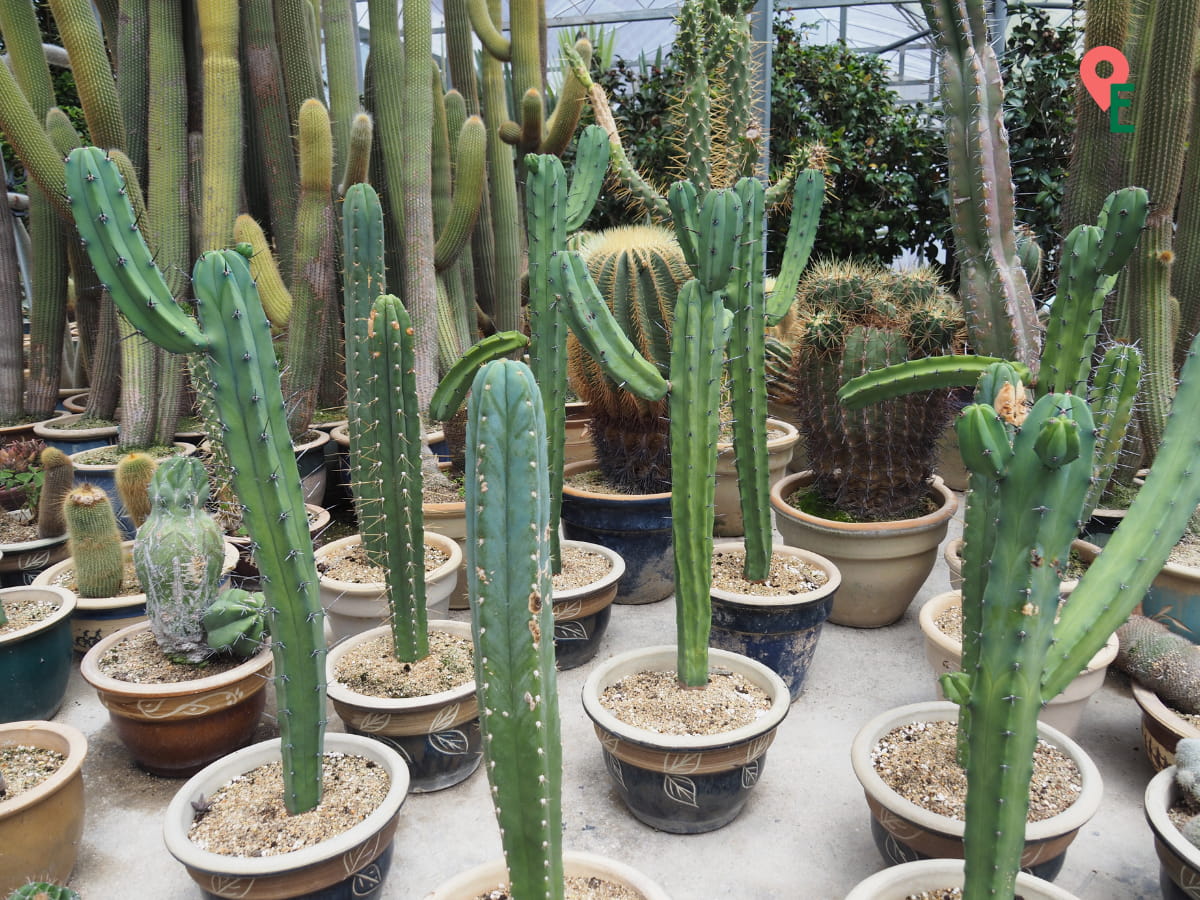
[[0, 447, 74, 588], [65, 147, 408, 895], [0, 584, 76, 722], [1145, 738, 1200, 900], [426, 358, 669, 900]]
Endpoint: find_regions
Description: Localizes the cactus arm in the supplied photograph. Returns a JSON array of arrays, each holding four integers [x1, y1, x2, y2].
[[1081, 344, 1141, 520], [539, 39, 592, 157], [433, 116, 487, 272], [466, 359, 563, 900], [564, 125, 611, 232], [192, 249, 325, 815], [667, 181, 701, 273], [552, 251, 669, 402], [429, 331, 531, 423], [0, 61, 70, 220], [322, 0, 361, 182], [364, 295, 429, 661], [765, 169, 825, 325], [727, 177, 771, 581], [837, 356, 1031, 409], [340, 112, 374, 196], [65, 147, 207, 355], [197, 0, 242, 250], [466, 0, 511, 61], [234, 216, 294, 327]]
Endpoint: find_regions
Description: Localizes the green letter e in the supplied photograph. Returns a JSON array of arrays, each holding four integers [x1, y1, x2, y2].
[[1110, 84, 1134, 133]]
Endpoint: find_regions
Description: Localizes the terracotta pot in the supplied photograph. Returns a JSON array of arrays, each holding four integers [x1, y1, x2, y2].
[[918, 590, 1118, 737], [562, 401, 594, 467], [163, 733, 409, 899], [0, 720, 88, 896], [326, 620, 481, 793], [561, 460, 673, 605], [80, 620, 274, 776], [425, 850, 672, 900], [0, 525, 69, 588], [850, 701, 1103, 882], [1145, 764, 1200, 900], [551, 539, 623, 670], [0, 585, 76, 722], [708, 540, 840, 702], [844, 858, 1079, 900], [770, 471, 958, 627], [69, 441, 197, 538], [581, 645, 790, 834], [315, 532, 463, 644], [1132, 681, 1200, 772], [713, 418, 800, 537], [32, 412, 118, 456], [934, 421, 970, 493], [34, 539, 240, 654], [228, 503, 331, 579]]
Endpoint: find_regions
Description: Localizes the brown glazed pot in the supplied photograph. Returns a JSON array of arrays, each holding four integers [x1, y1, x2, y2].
[[1132, 680, 1200, 772], [770, 472, 958, 627], [79, 620, 273, 776], [1145, 764, 1200, 900], [0, 720, 88, 895]]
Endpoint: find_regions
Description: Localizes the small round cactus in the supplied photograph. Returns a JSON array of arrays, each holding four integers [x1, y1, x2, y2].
[[64, 483, 125, 598]]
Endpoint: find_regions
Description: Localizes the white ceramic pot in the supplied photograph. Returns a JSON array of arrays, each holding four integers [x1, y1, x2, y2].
[[844, 858, 1079, 899], [425, 850, 672, 900]]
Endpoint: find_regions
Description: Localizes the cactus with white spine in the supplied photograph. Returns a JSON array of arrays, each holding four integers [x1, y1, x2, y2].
[[65, 145, 326, 815], [466, 359, 563, 899]]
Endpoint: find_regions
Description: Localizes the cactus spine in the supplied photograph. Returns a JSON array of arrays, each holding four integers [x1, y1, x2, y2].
[[116, 453, 157, 530], [64, 484, 124, 599], [466, 359, 563, 899], [134, 457, 226, 663]]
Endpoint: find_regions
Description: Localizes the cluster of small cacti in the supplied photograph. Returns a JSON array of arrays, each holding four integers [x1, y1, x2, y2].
[[785, 259, 964, 520], [1115, 615, 1200, 715]]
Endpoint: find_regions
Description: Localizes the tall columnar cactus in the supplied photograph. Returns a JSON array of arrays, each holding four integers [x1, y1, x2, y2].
[[66, 146, 326, 815], [134, 457, 227, 663], [63, 484, 124, 600], [115, 452, 157, 530], [36, 447, 74, 540], [920, 0, 1040, 369], [465, 359, 563, 899]]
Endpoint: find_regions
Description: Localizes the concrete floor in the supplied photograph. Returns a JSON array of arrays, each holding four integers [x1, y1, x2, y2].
[[53, 504, 1163, 899]]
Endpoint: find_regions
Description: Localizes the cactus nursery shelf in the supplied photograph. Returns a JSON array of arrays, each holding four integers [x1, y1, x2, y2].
[[50, 514, 1163, 898]]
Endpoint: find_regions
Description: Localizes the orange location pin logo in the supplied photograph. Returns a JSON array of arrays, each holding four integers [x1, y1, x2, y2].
[[1080, 46, 1134, 132]]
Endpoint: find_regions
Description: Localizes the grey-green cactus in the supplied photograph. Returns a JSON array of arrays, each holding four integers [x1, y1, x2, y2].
[[203, 588, 268, 660], [133, 456, 226, 663], [66, 145, 325, 815], [465, 358, 563, 899], [1115, 615, 1200, 715]]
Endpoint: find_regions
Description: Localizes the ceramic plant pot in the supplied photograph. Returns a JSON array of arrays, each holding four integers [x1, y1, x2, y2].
[[32, 412, 117, 456], [1133, 681, 1200, 772], [0, 525, 70, 588], [424, 850, 672, 900], [294, 428, 331, 507], [947, 536, 1097, 593], [228, 503, 331, 580], [69, 441, 197, 538], [850, 701, 1103, 882], [770, 471, 958, 627], [712, 418, 800, 537], [326, 620, 481, 793], [34, 539, 240, 653], [325, 422, 353, 512], [708, 541, 840, 702], [422, 472, 468, 611], [561, 460, 673, 605], [80, 620, 274, 776], [562, 401, 594, 467], [917, 590, 1118, 737], [0, 720, 88, 896], [551, 539, 623, 670], [0, 585, 76, 722], [164, 733, 410, 900], [1145, 764, 1200, 900], [315, 532, 464, 644], [844, 858, 1080, 900], [581, 645, 790, 834]]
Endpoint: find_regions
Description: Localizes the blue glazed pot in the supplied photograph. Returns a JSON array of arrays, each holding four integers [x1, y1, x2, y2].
[[582, 645, 790, 834], [708, 542, 840, 703], [69, 442, 197, 538], [33, 413, 118, 457], [552, 540, 624, 670], [0, 585, 75, 722], [561, 460, 672, 605]]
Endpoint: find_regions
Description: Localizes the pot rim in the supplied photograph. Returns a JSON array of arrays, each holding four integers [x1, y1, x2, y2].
[[226, 503, 331, 546], [917, 590, 1118, 674], [843, 857, 1080, 900], [1145, 765, 1200, 871], [0, 585, 76, 645], [553, 539, 626, 601], [325, 619, 476, 709], [68, 440, 196, 470], [78, 619, 273, 697], [314, 531, 464, 592], [1131, 680, 1200, 740], [709, 540, 841, 608], [0, 525, 67, 552], [162, 733, 409, 877], [561, 459, 671, 501], [716, 416, 800, 452], [0, 720, 88, 818], [580, 644, 790, 751], [424, 849, 673, 900], [33, 540, 239, 611], [32, 412, 119, 438], [769, 470, 958, 534], [849, 700, 1104, 841]]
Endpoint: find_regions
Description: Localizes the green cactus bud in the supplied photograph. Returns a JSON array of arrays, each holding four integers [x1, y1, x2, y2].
[[1033, 415, 1082, 469], [203, 588, 268, 659], [115, 452, 158, 530], [956, 403, 1014, 479], [36, 447, 74, 539], [64, 483, 124, 599]]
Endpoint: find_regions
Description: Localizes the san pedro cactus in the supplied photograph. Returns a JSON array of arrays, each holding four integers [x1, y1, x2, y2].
[[36, 447, 73, 539], [465, 359, 563, 899], [63, 484, 124, 599], [66, 144, 326, 816], [115, 452, 157, 529], [133, 456, 226, 663]]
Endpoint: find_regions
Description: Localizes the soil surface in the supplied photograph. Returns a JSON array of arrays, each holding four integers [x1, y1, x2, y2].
[[0, 516, 40, 544], [0, 745, 64, 801], [710, 547, 828, 596], [1168, 532, 1200, 568], [315, 539, 449, 583], [186, 752, 391, 857], [599, 669, 772, 736], [871, 719, 1082, 822], [96, 627, 248, 684], [473, 876, 645, 899], [47, 557, 142, 597], [0, 591, 61, 636], [564, 469, 655, 496], [552, 545, 612, 592], [332, 629, 474, 698], [73, 444, 183, 466]]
